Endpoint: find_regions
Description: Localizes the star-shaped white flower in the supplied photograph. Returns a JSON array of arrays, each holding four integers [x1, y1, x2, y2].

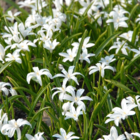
[[53, 128, 79, 140], [53, 66, 84, 85], [1, 119, 31, 140], [89, 63, 115, 77], [26, 132, 44, 140], [27, 67, 52, 86]]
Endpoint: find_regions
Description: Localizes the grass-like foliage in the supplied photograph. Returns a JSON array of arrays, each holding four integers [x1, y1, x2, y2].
[[0, 0, 140, 140]]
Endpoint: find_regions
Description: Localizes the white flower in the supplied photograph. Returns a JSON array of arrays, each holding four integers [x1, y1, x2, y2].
[[119, 31, 138, 42], [91, 4, 105, 25], [79, 50, 95, 63], [72, 36, 95, 51], [25, 10, 37, 27], [89, 63, 115, 77], [0, 110, 8, 131], [0, 44, 5, 62], [125, 131, 140, 140], [125, 96, 137, 109], [65, 103, 83, 121], [27, 67, 52, 86], [131, 48, 140, 58], [105, 113, 122, 127], [105, 99, 136, 126], [30, 0, 47, 12], [100, 126, 126, 140], [38, 31, 50, 43], [52, 81, 75, 102], [18, 0, 35, 8], [62, 102, 71, 115], [43, 39, 59, 53], [18, 22, 34, 38], [109, 39, 130, 55], [1, 119, 31, 140], [106, 11, 128, 30], [26, 132, 44, 140], [53, 66, 84, 85], [59, 47, 77, 62], [5, 49, 22, 64], [52, 9, 66, 22], [0, 82, 17, 96], [63, 88, 93, 111], [135, 95, 140, 110], [53, 128, 79, 140], [53, 0, 63, 11], [99, 54, 116, 65], [6, 11, 21, 23], [17, 40, 36, 51]]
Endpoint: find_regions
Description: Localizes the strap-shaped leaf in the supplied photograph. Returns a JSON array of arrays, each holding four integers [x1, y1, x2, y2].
[[95, 32, 121, 57], [73, 30, 88, 66], [0, 61, 13, 74], [105, 79, 132, 92], [28, 85, 48, 117]]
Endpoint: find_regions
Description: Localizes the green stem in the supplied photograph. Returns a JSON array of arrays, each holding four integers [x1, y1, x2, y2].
[[6, 95, 9, 119], [78, 120, 83, 136]]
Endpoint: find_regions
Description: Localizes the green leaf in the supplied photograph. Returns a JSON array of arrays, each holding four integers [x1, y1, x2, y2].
[[105, 79, 132, 92], [83, 1, 94, 16], [7, 76, 30, 107], [125, 54, 140, 70], [0, 61, 13, 74], [28, 85, 48, 117], [132, 24, 140, 44], [94, 124, 109, 133], [73, 30, 88, 66], [0, 95, 23, 109], [14, 87, 36, 98], [61, 32, 82, 47], [30, 107, 50, 123], [31, 58, 43, 64], [126, 74, 140, 92], [88, 90, 110, 138], [94, 30, 107, 46], [95, 32, 121, 57], [83, 111, 89, 140], [129, 3, 139, 20], [114, 54, 140, 79]]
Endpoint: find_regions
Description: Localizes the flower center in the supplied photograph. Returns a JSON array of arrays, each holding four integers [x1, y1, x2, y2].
[[67, 74, 70, 78], [15, 122, 18, 128], [36, 72, 39, 75], [75, 97, 78, 102], [123, 112, 126, 115], [12, 55, 15, 59], [99, 66, 102, 71], [116, 18, 119, 22], [73, 114, 77, 118], [62, 87, 65, 92], [69, 55, 73, 58]]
